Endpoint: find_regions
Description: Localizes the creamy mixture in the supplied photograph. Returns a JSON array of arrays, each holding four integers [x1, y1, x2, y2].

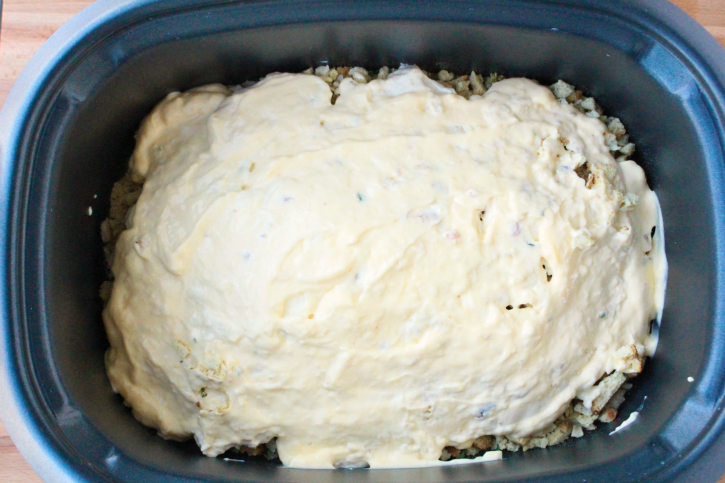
[[104, 66, 665, 468]]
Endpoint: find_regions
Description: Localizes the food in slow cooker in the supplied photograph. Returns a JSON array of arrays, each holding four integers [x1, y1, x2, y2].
[[100, 65, 666, 468]]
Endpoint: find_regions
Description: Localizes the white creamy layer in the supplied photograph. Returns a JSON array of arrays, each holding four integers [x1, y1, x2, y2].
[[104, 67, 665, 468]]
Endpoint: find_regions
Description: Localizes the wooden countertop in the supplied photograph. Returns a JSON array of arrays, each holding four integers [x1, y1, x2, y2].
[[0, 0, 724, 481]]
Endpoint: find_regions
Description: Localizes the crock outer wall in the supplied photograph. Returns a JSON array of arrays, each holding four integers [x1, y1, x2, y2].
[[1, 1, 725, 482]]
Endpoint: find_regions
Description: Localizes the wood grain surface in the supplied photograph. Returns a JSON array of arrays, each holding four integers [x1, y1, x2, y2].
[[0, 0, 724, 481]]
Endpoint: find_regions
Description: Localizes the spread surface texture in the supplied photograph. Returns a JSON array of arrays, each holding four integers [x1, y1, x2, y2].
[[104, 67, 665, 468]]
